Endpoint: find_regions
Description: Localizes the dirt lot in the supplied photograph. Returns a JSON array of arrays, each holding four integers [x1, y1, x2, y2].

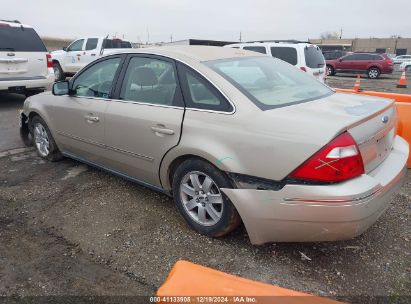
[[0, 74, 410, 304]]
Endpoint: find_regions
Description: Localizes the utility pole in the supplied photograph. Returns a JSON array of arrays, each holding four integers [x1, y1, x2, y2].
[[146, 28, 150, 45], [239, 31, 242, 42], [170, 34, 173, 43], [340, 27, 343, 39]]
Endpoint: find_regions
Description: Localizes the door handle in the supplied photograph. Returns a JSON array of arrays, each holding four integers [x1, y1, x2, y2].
[[151, 125, 174, 135], [84, 114, 99, 123]]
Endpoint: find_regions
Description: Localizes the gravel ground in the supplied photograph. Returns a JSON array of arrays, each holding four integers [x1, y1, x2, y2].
[[0, 151, 410, 303], [0, 74, 410, 304]]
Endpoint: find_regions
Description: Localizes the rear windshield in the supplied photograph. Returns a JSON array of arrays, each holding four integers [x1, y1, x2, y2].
[[305, 46, 325, 68], [0, 25, 46, 52], [270, 47, 297, 65], [206, 56, 333, 110], [103, 39, 132, 49]]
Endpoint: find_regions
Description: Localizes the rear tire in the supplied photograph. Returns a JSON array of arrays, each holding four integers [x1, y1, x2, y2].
[[53, 62, 65, 81], [367, 67, 380, 79], [30, 116, 63, 162], [326, 65, 335, 76], [172, 158, 241, 237]]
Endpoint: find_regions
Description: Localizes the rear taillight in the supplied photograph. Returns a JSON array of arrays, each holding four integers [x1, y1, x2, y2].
[[289, 132, 364, 183], [300, 67, 307, 72], [46, 54, 53, 68]]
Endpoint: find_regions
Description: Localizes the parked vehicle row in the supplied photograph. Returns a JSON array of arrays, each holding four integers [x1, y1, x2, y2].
[[20, 46, 409, 244], [226, 40, 326, 83], [51, 37, 133, 81], [0, 20, 54, 96]]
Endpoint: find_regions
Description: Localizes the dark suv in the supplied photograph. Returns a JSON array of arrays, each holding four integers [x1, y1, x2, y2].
[[326, 53, 394, 78]]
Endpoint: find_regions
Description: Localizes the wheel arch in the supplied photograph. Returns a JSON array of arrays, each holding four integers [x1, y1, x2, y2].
[[160, 152, 235, 192]]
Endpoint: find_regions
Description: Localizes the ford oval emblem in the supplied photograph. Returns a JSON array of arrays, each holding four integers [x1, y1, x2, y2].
[[381, 115, 389, 124]]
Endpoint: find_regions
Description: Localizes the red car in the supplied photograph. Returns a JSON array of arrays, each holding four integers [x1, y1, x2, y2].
[[326, 53, 394, 78]]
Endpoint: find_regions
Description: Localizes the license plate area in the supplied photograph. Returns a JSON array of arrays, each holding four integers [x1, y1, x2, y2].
[[8, 86, 26, 93]]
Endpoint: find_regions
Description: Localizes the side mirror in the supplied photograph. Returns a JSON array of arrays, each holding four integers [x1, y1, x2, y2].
[[339, 58, 343, 62], [63, 47, 67, 51], [52, 81, 70, 96]]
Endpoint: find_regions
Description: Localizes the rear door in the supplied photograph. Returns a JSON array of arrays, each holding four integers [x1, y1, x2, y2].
[[103, 54, 185, 187], [64, 39, 85, 73], [81, 38, 100, 67], [0, 23, 48, 82]]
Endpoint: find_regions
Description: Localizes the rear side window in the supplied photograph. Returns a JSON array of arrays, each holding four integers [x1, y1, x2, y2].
[[0, 25, 46, 52], [178, 64, 233, 112], [304, 46, 325, 68], [243, 46, 267, 54], [103, 39, 132, 49], [270, 47, 297, 65], [85, 38, 98, 50]]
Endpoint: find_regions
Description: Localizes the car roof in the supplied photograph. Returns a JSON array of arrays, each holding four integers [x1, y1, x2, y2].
[[0, 20, 33, 28], [227, 41, 315, 48], [110, 45, 266, 62]]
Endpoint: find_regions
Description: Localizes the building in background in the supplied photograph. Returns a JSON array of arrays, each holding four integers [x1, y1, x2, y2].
[[309, 38, 411, 55]]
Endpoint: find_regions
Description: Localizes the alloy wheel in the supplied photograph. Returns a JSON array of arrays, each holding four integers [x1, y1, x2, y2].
[[179, 171, 224, 226], [34, 123, 50, 157], [368, 68, 379, 78]]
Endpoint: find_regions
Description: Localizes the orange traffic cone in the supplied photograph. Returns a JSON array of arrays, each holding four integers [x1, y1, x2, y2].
[[397, 71, 407, 88], [353, 74, 361, 92]]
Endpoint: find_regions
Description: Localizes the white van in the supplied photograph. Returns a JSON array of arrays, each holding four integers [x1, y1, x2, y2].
[[225, 40, 326, 82], [0, 20, 54, 96]]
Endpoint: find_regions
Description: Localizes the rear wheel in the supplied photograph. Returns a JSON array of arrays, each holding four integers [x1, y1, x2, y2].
[[30, 116, 63, 161], [53, 62, 65, 81], [172, 159, 241, 237], [367, 67, 380, 79], [326, 65, 335, 76]]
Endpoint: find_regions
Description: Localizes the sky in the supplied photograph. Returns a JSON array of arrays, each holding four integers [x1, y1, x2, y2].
[[3, 0, 411, 43]]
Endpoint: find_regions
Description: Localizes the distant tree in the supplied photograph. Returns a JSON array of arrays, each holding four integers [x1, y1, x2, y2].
[[320, 31, 340, 39], [390, 35, 402, 39]]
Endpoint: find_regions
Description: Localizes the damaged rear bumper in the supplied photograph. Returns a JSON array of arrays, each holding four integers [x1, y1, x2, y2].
[[221, 136, 409, 245]]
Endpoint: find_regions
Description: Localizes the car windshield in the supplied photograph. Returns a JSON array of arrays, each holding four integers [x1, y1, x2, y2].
[[206, 56, 333, 110]]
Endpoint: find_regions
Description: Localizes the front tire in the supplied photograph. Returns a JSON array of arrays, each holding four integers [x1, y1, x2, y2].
[[172, 159, 241, 237], [53, 62, 65, 81], [30, 116, 63, 162], [367, 67, 380, 79]]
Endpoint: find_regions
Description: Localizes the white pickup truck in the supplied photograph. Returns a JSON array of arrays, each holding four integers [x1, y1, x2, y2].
[[51, 37, 133, 81]]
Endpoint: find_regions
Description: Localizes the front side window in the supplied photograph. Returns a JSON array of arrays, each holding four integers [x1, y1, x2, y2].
[[178, 64, 233, 112], [85, 38, 98, 50], [67, 39, 84, 52], [120, 57, 179, 106], [243, 46, 267, 54], [72, 57, 121, 98], [270, 47, 298, 65], [342, 54, 357, 61], [206, 56, 333, 110]]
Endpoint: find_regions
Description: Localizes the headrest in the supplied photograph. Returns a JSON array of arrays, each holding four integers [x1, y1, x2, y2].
[[131, 67, 158, 87]]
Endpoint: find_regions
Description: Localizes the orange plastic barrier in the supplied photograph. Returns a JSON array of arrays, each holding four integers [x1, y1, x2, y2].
[[335, 89, 411, 168], [157, 260, 344, 304], [334, 89, 411, 103]]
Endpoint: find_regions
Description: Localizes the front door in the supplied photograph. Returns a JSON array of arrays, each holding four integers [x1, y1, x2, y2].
[[103, 55, 185, 187], [50, 56, 123, 163]]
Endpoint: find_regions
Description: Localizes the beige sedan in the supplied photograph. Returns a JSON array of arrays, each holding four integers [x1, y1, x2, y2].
[[20, 46, 409, 244]]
